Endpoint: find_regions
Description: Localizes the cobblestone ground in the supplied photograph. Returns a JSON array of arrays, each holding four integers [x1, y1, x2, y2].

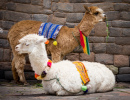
[[0, 81, 130, 100]]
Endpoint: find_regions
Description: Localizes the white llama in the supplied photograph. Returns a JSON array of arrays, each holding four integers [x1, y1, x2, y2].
[[15, 34, 115, 96]]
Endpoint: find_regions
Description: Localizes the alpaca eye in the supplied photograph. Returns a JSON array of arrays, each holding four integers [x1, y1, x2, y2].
[[94, 12, 99, 16]]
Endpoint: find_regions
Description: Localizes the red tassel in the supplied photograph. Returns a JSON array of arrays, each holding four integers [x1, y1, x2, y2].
[[79, 30, 85, 48]]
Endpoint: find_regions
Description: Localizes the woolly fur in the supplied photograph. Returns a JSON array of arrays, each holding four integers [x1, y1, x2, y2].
[[16, 34, 115, 96]]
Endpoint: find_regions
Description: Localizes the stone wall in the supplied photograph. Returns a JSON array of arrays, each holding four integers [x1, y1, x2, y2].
[[0, 0, 130, 82]]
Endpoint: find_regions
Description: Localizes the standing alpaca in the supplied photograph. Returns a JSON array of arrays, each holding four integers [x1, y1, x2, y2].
[[8, 6, 106, 85], [15, 34, 115, 95]]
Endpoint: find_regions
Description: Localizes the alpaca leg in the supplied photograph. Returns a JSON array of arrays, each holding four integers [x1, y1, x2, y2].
[[11, 57, 19, 83], [15, 55, 28, 85], [51, 52, 61, 63]]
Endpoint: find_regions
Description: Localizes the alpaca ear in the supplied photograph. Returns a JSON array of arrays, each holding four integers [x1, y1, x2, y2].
[[84, 5, 90, 13]]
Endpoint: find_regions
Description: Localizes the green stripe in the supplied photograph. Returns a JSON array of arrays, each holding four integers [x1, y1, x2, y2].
[[85, 37, 90, 55]]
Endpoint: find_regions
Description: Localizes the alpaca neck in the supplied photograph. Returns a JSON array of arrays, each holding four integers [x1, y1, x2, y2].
[[29, 43, 49, 75]]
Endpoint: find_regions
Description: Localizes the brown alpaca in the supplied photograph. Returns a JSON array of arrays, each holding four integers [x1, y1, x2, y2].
[[8, 6, 106, 85]]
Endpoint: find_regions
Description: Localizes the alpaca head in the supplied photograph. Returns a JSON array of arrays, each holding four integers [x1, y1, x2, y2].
[[15, 34, 47, 54], [84, 6, 106, 22]]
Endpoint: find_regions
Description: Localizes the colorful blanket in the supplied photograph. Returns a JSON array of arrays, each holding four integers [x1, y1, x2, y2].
[[73, 61, 90, 85], [38, 22, 63, 39]]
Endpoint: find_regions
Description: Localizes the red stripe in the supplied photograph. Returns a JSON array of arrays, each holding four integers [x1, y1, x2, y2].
[[79, 30, 85, 48]]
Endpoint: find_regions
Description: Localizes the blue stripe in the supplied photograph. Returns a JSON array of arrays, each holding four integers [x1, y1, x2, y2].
[[41, 23, 47, 35], [50, 25, 59, 38], [46, 23, 53, 38]]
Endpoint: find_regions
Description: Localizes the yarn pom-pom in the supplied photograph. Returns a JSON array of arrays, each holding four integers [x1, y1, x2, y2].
[[53, 40, 57, 46], [45, 40, 49, 44], [82, 85, 87, 91], [47, 62, 52, 68]]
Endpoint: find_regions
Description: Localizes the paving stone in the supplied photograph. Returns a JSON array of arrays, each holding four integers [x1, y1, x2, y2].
[[114, 3, 130, 11], [3, 49, 11, 62], [0, 62, 11, 71], [106, 65, 118, 75], [122, 28, 130, 37], [65, 53, 79, 61], [16, 3, 44, 14], [12, 0, 31, 4], [106, 43, 122, 54], [57, 3, 73, 13], [122, 45, 130, 55], [109, 27, 122, 37], [106, 11, 120, 21], [31, 0, 43, 6], [2, 21, 14, 30], [120, 12, 130, 21], [6, 2, 16, 11], [111, 21, 130, 28], [0, 30, 8, 39], [54, 12, 67, 18], [4, 11, 31, 22], [69, 0, 87, 3], [116, 74, 130, 82], [89, 37, 105, 43], [119, 67, 130, 74], [0, 39, 10, 48], [0, 48, 4, 61], [80, 52, 95, 62], [93, 43, 106, 53], [115, 37, 130, 45], [95, 54, 113, 65], [32, 14, 48, 22], [43, 0, 51, 9], [94, 22, 107, 37], [66, 13, 84, 23], [114, 55, 129, 67]]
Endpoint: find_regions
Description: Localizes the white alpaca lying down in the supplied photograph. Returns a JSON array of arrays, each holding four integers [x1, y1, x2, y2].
[[15, 34, 115, 96]]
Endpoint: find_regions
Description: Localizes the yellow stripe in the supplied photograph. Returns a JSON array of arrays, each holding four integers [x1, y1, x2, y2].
[[83, 35, 88, 54]]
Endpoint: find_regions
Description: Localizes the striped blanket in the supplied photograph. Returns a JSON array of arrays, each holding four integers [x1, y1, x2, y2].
[[38, 22, 63, 39]]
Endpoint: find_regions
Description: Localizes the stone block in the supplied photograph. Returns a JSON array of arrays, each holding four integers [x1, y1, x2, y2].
[[32, 14, 48, 22], [51, 2, 58, 12], [0, 48, 3, 61], [43, 0, 51, 9], [65, 22, 78, 28], [65, 53, 79, 61], [109, 27, 122, 37], [122, 45, 130, 55], [73, 46, 83, 53], [25, 55, 30, 64], [95, 54, 113, 65], [115, 37, 130, 45], [80, 52, 95, 62], [119, 67, 130, 74], [66, 13, 84, 23], [12, 0, 31, 4], [31, 0, 43, 6], [16, 3, 44, 14], [105, 0, 122, 2], [52, 0, 59, 2], [43, 9, 53, 15], [120, 12, 130, 21], [24, 64, 32, 71], [0, 11, 4, 20], [116, 74, 130, 82], [0, 39, 10, 48], [0, 70, 4, 79], [123, 0, 130, 3], [112, 21, 130, 28], [106, 65, 118, 75], [4, 11, 31, 22], [57, 3, 73, 13], [114, 55, 129, 67], [51, 16, 66, 25], [0, 62, 11, 71], [105, 37, 115, 43], [0, 30, 8, 39], [93, 43, 106, 53], [6, 2, 16, 11], [114, 3, 130, 11], [87, 0, 104, 3], [94, 22, 107, 37], [89, 37, 104, 43], [92, 3, 114, 11], [69, 0, 87, 3], [106, 43, 122, 54], [73, 3, 88, 13], [2, 21, 14, 30], [54, 12, 66, 18], [106, 11, 120, 21], [3, 49, 11, 62], [122, 28, 130, 37]]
